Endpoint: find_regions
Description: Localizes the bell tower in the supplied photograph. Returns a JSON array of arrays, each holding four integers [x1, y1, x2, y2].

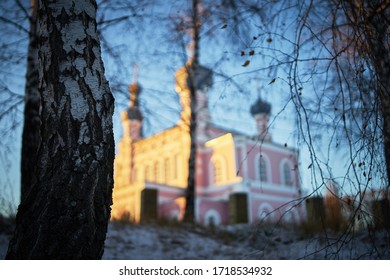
[[250, 97, 272, 141], [175, 63, 212, 142], [121, 64, 143, 141]]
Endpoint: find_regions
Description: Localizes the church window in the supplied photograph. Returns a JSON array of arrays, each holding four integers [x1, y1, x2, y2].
[[204, 209, 221, 226], [259, 158, 267, 182], [145, 165, 152, 182], [154, 161, 161, 183], [283, 162, 293, 186], [165, 158, 171, 183], [211, 155, 227, 185], [258, 203, 275, 222], [173, 154, 179, 179], [214, 160, 223, 183]]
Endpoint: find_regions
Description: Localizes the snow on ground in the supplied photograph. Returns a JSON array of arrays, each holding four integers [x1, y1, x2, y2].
[[1, 221, 389, 259], [102, 222, 257, 259], [0, 234, 9, 259], [103, 222, 390, 260]]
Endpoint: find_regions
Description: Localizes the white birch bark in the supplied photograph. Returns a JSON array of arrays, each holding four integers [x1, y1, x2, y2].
[[7, 0, 115, 259]]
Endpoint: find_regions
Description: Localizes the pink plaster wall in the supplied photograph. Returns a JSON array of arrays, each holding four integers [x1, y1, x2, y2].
[[143, 135, 303, 225], [197, 200, 229, 225], [244, 143, 300, 187]]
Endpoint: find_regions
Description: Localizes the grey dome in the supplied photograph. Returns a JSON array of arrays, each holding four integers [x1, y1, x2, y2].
[[250, 98, 271, 115]]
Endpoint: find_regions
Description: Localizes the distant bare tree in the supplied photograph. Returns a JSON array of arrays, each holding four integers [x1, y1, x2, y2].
[[167, 0, 255, 222], [219, 0, 389, 204], [0, 0, 30, 213], [20, 0, 40, 203]]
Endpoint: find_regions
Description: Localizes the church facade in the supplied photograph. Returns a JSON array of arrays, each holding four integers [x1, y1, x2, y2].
[[112, 62, 304, 225]]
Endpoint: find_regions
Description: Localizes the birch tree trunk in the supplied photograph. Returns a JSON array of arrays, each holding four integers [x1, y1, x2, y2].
[[183, 0, 200, 223], [7, 0, 115, 259]]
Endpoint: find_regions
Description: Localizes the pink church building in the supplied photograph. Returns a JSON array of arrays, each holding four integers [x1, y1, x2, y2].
[[112, 62, 304, 225]]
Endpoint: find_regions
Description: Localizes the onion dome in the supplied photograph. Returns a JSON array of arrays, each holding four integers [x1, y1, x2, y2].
[[128, 82, 141, 107], [175, 63, 213, 93], [250, 98, 271, 115]]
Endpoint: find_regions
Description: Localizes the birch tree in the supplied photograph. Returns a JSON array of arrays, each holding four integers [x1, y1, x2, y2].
[[175, 0, 246, 223], [289, 0, 390, 200], [182, 0, 201, 223], [6, 0, 115, 259]]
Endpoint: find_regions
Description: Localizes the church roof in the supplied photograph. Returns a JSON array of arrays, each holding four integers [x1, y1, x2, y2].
[[129, 82, 141, 107], [176, 63, 213, 92], [188, 64, 213, 90], [250, 98, 271, 115]]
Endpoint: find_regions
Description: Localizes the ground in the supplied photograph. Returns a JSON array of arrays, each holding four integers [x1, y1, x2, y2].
[[1, 219, 389, 259]]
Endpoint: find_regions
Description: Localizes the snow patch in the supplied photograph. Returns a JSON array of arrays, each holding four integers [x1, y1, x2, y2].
[[1, 223, 389, 259]]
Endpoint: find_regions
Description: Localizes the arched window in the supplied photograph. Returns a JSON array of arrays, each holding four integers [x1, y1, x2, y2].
[[255, 153, 271, 183], [145, 165, 152, 182], [258, 203, 275, 222], [210, 154, 227, 185], [282, 209, 298, 224], [259, 158, 267, 182], [173, 154, 179, 179], [204, 209, 222, 226], [213, 160, 223, 183], [165, 157, 171, 183], [282, 162, 293, 186], [154, 161, 161, 183]]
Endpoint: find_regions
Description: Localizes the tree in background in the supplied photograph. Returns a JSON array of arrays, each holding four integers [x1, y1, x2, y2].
[[182, 0, 201, 223], [288, 0, 390, 204], [171, 0, 254, 222], [340, 0, 390, 192], [0, 0, 29, 214], [6, 0, 115, 259], [221, 0, 389, 201], [20, 0, 39, 204]]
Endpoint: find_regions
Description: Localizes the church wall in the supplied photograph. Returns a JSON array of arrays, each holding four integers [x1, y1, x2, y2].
[[197, 199, 229, 225], [247, 180, 303, 224], [206, 126, 231, 140], [140, 183, 186, 221], [244, 142, 300, 188], [195, 149, 211, 188], [113, 75, 306, 226], [111, 183, 143, 222], [131, 126, 191, 188], [249, 195, 301, 224]]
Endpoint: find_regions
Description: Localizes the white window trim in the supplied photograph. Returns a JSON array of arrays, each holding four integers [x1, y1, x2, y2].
[[279, 158, 295, 187], [209, 154, 228, 185], [204, 209, 222, 226], [258, 202, 275, 221], [254, 152, 272, 183]]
